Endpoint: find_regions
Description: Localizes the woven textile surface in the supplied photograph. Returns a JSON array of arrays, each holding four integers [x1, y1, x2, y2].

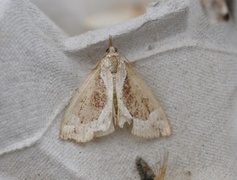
[[0, 0, 237, 179]]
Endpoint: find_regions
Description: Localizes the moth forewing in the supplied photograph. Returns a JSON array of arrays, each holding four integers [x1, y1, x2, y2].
[[117, 61, 171, 138], [60, 59, 115, 143]]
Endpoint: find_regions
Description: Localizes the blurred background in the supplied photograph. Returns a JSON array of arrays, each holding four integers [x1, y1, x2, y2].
[[30, 0, 152, 36]]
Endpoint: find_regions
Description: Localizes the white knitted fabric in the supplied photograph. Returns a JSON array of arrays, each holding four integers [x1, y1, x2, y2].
[[0, 0, 237, 179]]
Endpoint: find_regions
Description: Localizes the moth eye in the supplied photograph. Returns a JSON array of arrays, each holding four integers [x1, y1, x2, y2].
[[106, 48, 109, 52], [115, 48, 118, 52]]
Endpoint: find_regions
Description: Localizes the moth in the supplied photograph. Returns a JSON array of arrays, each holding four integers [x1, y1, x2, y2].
[[200, 0, 230, 22], [136, 151, 168, 180], [60, 36, 171, 143]]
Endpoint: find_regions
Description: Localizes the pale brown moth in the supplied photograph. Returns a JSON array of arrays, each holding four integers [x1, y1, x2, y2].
[[136, 151, 168, 180], [60, 36, 171, 143]]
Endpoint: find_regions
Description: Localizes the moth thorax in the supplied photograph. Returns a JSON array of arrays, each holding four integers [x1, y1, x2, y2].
[[108, 56, 119, 74]]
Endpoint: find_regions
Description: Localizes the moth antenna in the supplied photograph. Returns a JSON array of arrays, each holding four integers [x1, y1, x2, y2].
[[109, 35, 113, 47]]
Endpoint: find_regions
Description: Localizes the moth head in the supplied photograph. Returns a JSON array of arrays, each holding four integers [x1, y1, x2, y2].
[[106, 35, 118, 53], [106, 46, 118, 53]]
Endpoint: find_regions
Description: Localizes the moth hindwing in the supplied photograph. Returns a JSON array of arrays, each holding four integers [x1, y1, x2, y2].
[[60, 36, 171, 143]]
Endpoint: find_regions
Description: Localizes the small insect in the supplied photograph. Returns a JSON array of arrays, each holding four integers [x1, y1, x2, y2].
[[200, 0, 230, 22], [136, 151, 168, 180], [60, 36, 171, 143]]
